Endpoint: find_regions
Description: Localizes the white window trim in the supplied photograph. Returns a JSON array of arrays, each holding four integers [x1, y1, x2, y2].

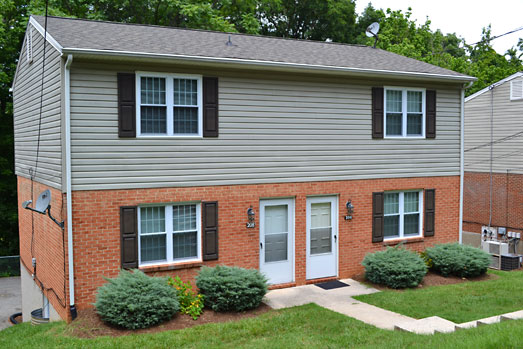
[[384, 87, 426, 139], [136, 71, 203, 138], [383, 190, 423, 240], [510, 80, 523, 101], [138, 202, 202, 267]]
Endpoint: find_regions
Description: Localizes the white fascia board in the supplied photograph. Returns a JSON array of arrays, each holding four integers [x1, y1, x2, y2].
[[62, 47, 476, 83], [465, 71, 523, 102], [29, 16, 63, 54]]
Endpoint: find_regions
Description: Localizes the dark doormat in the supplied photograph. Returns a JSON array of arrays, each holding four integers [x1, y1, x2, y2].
[[315, 280, 350, 290]]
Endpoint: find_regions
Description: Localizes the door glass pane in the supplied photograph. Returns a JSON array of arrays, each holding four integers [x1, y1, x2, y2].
[[264, 205, 288, 263], [310, 202, 332, 255]]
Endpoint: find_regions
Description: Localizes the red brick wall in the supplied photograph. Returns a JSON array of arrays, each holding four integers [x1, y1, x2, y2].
[[71, 175, 459, 309], [17, 177, 70, 321], [463, 171, 523, 233]]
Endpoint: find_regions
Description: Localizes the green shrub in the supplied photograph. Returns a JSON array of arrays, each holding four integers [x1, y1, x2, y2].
[[168, 276, 204, 320], [95, 269, 179, 329], [425, 243, 491, 278], [362, 246, 427, 289], [196, 265, 268, 312]]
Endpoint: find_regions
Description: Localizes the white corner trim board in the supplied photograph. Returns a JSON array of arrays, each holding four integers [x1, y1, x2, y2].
[[29, 16, 63, 54]]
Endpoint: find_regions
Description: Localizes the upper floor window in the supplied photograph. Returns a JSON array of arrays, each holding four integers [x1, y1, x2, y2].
[[136, 72, 202, 137], [384, 87, 425, 138]]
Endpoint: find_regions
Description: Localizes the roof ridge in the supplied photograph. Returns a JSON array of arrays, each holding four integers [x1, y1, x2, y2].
[[32, 15, 373, 50]]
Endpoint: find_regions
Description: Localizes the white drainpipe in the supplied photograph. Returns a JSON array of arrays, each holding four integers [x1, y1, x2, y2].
[[64, 54, 75, 308], [459, 81, 474, 244]]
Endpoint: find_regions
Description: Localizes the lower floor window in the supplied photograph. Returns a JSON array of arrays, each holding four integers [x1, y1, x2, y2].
[[384, 191, 422, 239], [139, 203, 201, 265]]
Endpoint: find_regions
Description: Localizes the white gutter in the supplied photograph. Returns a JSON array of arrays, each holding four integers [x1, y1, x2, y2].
[[62, 47, 476, 83], [459, 81, 474, 244], [64, 54, 74, 307]]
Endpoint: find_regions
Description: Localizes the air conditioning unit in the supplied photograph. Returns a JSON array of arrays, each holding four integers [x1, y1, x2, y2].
[[482, 241, 509, 255]]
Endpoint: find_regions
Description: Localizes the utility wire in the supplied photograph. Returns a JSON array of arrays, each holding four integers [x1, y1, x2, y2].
[[469, 26, 523, 46], [464, 129, 523, 152]]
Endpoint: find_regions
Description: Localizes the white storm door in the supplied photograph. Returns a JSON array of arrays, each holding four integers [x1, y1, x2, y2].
[[306, 196, 338, 280], [259, 198, 294, 284]]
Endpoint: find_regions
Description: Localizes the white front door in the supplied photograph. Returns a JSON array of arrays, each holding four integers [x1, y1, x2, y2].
[[306, 196, 338, 280], [259, 198, 294, 284]]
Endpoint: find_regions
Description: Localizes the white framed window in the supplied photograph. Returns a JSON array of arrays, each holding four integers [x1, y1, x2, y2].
[[26, 25, 33, 64], [136, 72, 203, 137], [138, 203, 201, 266], [383, 190, 423, 240], [510, 80, 523, 100], [384, 87, 425, 138]]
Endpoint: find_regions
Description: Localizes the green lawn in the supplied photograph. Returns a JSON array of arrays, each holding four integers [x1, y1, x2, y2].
[[354, 270, 523, 323], [1, 304, 523, 348]]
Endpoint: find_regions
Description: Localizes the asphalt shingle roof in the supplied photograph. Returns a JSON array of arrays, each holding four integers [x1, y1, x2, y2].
[[33, 15, 473, 81]]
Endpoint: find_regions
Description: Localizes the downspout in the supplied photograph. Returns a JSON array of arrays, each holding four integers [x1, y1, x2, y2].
[[64, 54, 76, 318], [459, 81, 474, 244]]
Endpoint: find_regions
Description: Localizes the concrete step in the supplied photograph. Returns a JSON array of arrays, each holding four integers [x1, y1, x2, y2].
[[455, 320, 477, 330], [395, 316, 456, 335], [500, 310, 523, 321], [477, 315, 501, 326]]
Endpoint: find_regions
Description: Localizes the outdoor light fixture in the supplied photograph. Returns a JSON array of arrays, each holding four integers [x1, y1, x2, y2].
[[345, 200, 354, 220], [246, 206, 255, 228], [22, 189, 64, 229]]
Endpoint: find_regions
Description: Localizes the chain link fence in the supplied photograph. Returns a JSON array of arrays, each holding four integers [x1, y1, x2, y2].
[[0, 255, 20, 277]]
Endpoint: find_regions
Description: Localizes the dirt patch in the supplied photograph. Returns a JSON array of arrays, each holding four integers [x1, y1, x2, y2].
[[66, 304, 272, 338], [352, 271, 499, 291]]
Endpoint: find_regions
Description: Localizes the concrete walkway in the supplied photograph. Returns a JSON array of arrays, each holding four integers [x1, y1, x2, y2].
[[264, 279, 523, 335], [0, 277, 21, 331]]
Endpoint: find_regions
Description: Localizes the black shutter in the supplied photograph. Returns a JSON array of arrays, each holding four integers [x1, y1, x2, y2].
[[203, 77, 219, 137], [372, 192, 384, 242], [424, 189, 436, 237], [426, 90, 436, 139], [372, 87, 384, 139], [202, 201, 218, 260], [120, 206, 138, 268], [117, 73, 136, 138]]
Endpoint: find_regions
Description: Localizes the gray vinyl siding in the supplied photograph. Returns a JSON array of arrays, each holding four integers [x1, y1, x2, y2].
[[69, 63, 462, 191], [13, 27, 63, 189], [464, 76, 523, 174]]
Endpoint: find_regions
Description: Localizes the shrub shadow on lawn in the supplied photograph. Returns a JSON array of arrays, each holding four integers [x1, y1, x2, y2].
[[66, 304, 272, 338]]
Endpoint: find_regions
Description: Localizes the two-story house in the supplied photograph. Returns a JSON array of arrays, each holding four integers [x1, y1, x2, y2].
[[13, 16, 475, 322]]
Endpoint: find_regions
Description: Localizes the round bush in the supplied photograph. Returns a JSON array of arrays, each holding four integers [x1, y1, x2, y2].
[[95, 269, 179, 329], [425, 243, 490, 278], [196, 265, 268, 312], [362, 246, 427, 288]]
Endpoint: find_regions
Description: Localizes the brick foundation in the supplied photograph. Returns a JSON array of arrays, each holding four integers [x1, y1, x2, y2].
[[463, 171, 523, 234], [69, 175, 459, 310], [17, 177, 70, 321]]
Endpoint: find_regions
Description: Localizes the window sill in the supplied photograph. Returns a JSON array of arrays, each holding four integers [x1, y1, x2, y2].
[[139, 260, 203, 273], [383, 136, 426, 140], [383, 236, 424, 246], [136, 135, 203, 139]]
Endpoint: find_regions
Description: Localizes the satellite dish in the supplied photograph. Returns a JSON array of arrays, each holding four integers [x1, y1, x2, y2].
[[365, 22, 380, 37], [21, 189, 64, 229], [35, 189, 51, 214], [365, 22, 380, 48]]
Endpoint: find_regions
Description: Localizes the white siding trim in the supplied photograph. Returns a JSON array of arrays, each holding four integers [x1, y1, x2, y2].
[[29, 16, 63, 54], [465, 72, 523, 102]]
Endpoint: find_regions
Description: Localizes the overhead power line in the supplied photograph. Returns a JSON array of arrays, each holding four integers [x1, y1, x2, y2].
[[469, 26, 523, 46]]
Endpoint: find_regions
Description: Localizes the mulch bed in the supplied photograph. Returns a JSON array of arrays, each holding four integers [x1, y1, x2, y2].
[[352, 271, 498, 291], [66, 304, 272, 338]]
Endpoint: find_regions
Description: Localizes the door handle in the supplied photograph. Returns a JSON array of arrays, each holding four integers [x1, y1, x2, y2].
[[334, 235, 337, 243], [260, 242, 263, 249]]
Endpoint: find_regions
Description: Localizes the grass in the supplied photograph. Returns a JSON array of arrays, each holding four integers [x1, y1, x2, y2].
[[354, 270, 523, 323], [1, 304, 523, 348]]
